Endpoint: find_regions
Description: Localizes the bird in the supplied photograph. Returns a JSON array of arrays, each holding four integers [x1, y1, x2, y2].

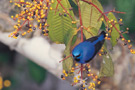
[[72, 31, 106, 64]]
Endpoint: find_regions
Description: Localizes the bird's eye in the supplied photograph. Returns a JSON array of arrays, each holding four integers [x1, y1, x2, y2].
[[72, 54, 75, 57], [76, 54, 80, 57]]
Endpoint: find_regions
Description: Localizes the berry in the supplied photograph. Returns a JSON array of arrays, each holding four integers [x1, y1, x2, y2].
[[42, 31, 45, 34], [64, 14, 67, 17], [15, 33, 19, 37], [61, 75, 64, 78], [23, 5, 26, 8], [33, 27, 36, 30], [46, 30, 49, 33]]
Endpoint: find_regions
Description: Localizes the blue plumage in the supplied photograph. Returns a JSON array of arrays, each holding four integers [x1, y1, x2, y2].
[[72, 31, 106, 64]]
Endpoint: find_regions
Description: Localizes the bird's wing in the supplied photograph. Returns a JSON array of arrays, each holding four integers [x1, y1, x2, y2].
[[94, 40, 104, 55], [85, 40, 104, 63], [86, 36, 98, 43]]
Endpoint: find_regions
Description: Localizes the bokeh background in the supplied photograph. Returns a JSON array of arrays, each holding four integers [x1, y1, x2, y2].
[[0, 0, 135, 90]]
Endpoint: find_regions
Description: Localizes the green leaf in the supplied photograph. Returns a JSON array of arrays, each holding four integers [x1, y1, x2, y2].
[[28, 60, 47, 84], [63, 47, 73, 71], [68, 0, 78, 11], [72, 0, 83, 5], [98, 49, 114, 78], [98, 0, 109, 6], [108, 12, 120, 47], [81, 0, 103, 37], [115, 0, 135, 20], [83, 27, 99, 39], [72, 0, 77, 5], [0, 52, 10, 63], [0, 51, 14, 64], [62, 31, 77, 71], [115, 0, 135, 38], [47, 0, 77, 71], [48, 0, 76, 44]]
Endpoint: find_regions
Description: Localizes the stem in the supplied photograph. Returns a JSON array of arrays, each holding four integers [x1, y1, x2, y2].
[[81, 64, 83, 80], [59, 54, 72, 63], [57, 0, 74, 21], [18, 20, 27, 31], [82, 0, 130, 47], [104, 10, 126, 14], [76, 0, 84, 81], [77, 0, 83, 42], [44, 2, 49, 21]]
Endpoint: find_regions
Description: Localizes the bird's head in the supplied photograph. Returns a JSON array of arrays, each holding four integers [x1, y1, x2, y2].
[[72, 45, 84, 63], [72, 52, 81, 62], [72, 42, 90, 64]]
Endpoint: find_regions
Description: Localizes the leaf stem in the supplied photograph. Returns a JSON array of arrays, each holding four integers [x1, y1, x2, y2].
[[81, 64, 83, 80], [57, 0, 74, 21], [59, 54, 72, 63], [81, 0, 130, 48], [76, 0, 84, 82], [77, 0, 83, 42]]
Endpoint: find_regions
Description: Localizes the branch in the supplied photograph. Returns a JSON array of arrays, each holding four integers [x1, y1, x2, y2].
[[0, 31, 65, 78], [77, 0, 83, 42], [81, 0, 131, 49], [57, 0, 75, 21]]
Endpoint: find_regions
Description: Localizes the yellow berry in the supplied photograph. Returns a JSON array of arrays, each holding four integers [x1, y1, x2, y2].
[[98, 81, 101, 84], [128, 40, 131, 43], [0, 76, 3, 89], [50, 7, 53, 10], [99, 54, 102, 56], [78, 75, 80, 78], [10, 0, 12, 3], [4, 80, 11, 87], [75, 63, 78, 66], [63, 70, 66, 74], [11, 16, 14, 18], [63, 10, 66, 13], [110, 25, 113, 28], [74, 77, 77, 80], [122, 38, 125, 41], [120, 19, 123, 22], [101, 18, 104, 21], [51, 0, 54, 3]]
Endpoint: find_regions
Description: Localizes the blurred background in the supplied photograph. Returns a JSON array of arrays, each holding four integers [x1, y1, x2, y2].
[[0, 0, 135, 90]]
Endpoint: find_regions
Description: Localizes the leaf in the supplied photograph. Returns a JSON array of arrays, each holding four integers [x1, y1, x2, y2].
[[28, 60, 47, 84], [83, 27, 98, 39], [72, 0, 83, 5], [68, 0, 78, 11], [98, 0, 109, 6], [98, 49, 114, 78], [108, 12, 120, 47], [0, 51, 15, 64], [72, 0, 77, 5], [62, 31, 77, 71], [115, 0, 135, 34], [63, 47, 73, 71], [81, 0, 103, 33], [48, 0, 77, 72], [115, 0, 135, 20], [48, 0, 76, 44], [0, 52, 10, 63]]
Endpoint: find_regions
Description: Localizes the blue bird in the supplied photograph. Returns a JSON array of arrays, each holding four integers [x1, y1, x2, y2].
[[72, 31, 106, 64]]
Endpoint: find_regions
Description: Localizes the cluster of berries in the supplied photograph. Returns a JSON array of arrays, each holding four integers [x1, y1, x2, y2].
[[9, 0, 54, 39], [61, 64, 101, 90]]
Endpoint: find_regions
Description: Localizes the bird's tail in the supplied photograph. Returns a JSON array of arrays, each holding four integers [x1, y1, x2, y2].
[[99, 31, 106, 38]]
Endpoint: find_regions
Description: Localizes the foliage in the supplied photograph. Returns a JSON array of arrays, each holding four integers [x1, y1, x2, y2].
[[107, 12, 120, 47], [28, 60, 47, 84], [99, 49, 114, 78], [48, 0, 76, 44], [115, 0, 135, 40], [9, 0, 135, 89]]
